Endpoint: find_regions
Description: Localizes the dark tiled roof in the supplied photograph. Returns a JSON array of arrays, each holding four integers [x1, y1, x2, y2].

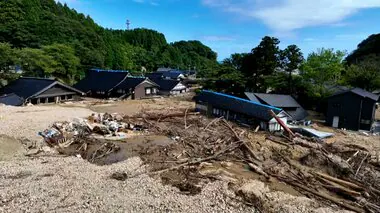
[[161, 71, 184, 79], [248, 93, 301, 108], [195, 90, 282, 121], [0, 93, 24, 106], [0, 77, 83, 100], [351, 88, 379, 101], [330, 87, 379, 101], [146, 73, 164, 79], [157, 68, 172, 72], [244, 92, 261, 103], [0, 77, 56, 99], [286, 108, 309, 121], [114, 77, 157, 90], [244, 92, 308, 121], [325, 85, 349, 95], [74, 70, 129, 92], [150, 78, 181, 91]]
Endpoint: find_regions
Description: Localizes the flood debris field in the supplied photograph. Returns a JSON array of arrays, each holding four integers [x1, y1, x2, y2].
[[1, 100, 380, 213]]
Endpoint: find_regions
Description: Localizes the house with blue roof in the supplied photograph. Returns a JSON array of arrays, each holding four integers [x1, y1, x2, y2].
[[195, 90, 291, 132]]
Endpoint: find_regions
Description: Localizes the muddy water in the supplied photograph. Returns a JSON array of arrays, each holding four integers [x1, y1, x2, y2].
[[93, 135, 174, 165]]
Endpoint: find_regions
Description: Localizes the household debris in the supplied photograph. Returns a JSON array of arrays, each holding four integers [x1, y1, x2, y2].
[[34, 109, 380, 212]]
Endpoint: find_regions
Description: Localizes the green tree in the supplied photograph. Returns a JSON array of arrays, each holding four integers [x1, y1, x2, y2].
[[18, 47, 56, 77], [344, 55, 380, 91], [300, 48, 346, 98], [42, 44, 80, 84], [346, 33, 380, 64], [242, 36, 281, 92], [280, 45, 304, 94], [0, 43, 18, 86]]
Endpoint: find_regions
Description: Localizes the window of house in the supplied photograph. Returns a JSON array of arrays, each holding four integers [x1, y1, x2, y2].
[[145, 88, 151, 95], [152, 88, 157, 94]]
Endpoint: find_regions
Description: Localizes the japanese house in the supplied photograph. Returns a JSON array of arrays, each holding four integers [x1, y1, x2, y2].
[[146, 69, 185, 80], [149, 78, 187, 96], [326, 88, 379, 131], [74, 69, 159, 99], [195, 90, 291, 132], [244, 93, 308, 121], [113, 77, 159, 99], [0, 77, 84, 105]]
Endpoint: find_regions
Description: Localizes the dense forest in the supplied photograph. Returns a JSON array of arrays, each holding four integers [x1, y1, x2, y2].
[[0, 0, 218, 84], [0, 0, 379, 109]]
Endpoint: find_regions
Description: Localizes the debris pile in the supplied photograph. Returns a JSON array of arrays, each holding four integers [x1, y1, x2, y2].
[[122, 109, 380, 213], [35, 109, 380, 212], [37, 113, 147, 162]]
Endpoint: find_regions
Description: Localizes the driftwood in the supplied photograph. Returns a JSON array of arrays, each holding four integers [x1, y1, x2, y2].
[[221, 119, 262, 162], [355, 153, 369, 177], [248, 163, 269, 179], [318, 178, 362, 198], [293, 137, 323, 149], [130, 111, 200, 120], [314, 172, 364, 191], [266, 136, 291, 148], [129, 142, 242, 178], [281, 179, 365, 213]]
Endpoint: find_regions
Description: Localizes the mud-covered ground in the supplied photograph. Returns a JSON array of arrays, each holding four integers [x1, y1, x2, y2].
[[1, 97, 379, 212]]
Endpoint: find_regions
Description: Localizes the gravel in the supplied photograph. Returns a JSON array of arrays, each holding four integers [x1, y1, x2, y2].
[[0, 105, 93, 141], [0, 156, 251, 213]]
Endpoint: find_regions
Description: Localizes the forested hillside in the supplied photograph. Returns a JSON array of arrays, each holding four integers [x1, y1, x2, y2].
[[0, 0, 218, 84]]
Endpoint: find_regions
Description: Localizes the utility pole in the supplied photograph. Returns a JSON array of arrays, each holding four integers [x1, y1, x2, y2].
[[126, 19, 131, 30]]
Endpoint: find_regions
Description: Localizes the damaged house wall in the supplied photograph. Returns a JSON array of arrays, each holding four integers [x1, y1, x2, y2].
[[195, 90, 290, 132]]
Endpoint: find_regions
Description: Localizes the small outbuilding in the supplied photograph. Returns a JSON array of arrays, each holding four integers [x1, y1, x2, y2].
[[0, 77, 84, 105], [195, 90, 291, 132], [326, 88, 379, 131], [244, 93, 308, 121]]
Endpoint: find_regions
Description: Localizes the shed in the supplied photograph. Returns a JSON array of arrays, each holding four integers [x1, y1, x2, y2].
[[0, 77, 84, 105], [244, 93, 308, 121], [326, 88, 379, 131], [195, 90, 290, 132]]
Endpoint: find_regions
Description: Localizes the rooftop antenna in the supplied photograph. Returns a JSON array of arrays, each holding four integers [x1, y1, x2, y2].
[[126, 19, 131, 30]]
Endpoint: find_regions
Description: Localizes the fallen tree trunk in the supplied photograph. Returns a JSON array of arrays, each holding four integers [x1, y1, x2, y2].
[[129, 111, 199, 120], [266, 136, 291, 148], [293, 137, 322, 149], [281, 179, 365, 213], [314, 172, 364, 191], [221, 119, 262, 162], [248, 163, 269, 179]]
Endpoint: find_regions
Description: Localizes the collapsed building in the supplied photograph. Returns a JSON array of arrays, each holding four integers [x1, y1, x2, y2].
[[195, 90, 291, 131]]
